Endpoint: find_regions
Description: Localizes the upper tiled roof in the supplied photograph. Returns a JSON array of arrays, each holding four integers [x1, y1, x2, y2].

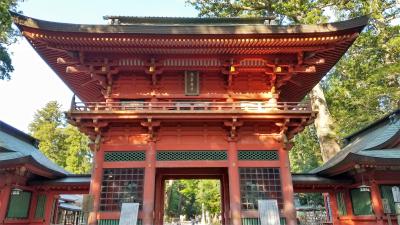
[[0, 121, 69, 176], [11, 12, 368, 103], [311, 109, 400, 175], [11, 11, 368, 35]]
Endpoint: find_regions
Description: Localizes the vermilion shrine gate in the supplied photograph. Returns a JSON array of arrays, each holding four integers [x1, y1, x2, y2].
[[4, 12, 393, 225]]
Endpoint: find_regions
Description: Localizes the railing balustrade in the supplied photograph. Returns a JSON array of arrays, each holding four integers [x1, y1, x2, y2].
[[70, 101, 312, 113]]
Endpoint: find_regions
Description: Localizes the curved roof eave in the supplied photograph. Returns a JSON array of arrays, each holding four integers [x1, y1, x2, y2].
[[0, 155, 68, 177], [312, 149, 400, 176], [11, 11, 369, 35]]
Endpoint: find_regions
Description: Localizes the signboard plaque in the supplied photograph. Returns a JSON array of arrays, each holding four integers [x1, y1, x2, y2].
[[258, 199, 280, 225], [383, 198, 392, 214], [119, 203, 139, 225], [392, 186, 400, 203], [185, 71, 200, 96]]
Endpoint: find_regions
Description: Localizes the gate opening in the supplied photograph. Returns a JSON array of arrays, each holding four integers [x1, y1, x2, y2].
[[155, 168, 229, 225], [163, 179, 222, 225]]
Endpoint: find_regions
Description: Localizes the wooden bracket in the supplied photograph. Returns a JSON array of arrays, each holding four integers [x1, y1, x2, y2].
[[297, 52, 304, 65], [224, 118, 243, 141], [145, 58, 163, 86], [222, 59, 239, 88], [141, 118, 161, 142], [276, 71, 293, 88], [286, 118, 308, 140], [276, 118, 290, 135], [94, 134, 101, 152]]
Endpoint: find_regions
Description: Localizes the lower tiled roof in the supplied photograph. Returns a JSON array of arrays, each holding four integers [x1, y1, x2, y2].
[[311, 110, 400, 175], [0, 121, 69, 176]]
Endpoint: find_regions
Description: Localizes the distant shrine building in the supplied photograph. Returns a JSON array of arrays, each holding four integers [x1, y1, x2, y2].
[[3, 12, 400, 225]]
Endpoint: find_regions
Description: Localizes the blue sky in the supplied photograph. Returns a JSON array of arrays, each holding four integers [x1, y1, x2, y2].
[[0, 0, 198, 132]]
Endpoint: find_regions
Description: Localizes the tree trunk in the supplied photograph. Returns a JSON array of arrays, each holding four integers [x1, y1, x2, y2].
[[309, 83, 341, 162]]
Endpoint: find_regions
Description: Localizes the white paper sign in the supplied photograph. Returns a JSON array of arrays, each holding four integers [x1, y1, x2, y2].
[[258, 200, 280, 225], [119, 203, 139, 225], [383, 198, 392, 214], [392, 186, 400, 203]]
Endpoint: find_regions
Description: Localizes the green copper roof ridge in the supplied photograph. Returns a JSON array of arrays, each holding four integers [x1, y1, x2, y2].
[[344, 108, 400, 142], [10, 11, 369, 35]]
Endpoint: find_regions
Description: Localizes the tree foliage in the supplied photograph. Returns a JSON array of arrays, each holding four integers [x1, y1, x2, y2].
[[289, 125, 323, 173], [0, 0, 21, 80], [324, 1, 400, 138], [165, 180, 221, 220], [28, 101, 92, 174]]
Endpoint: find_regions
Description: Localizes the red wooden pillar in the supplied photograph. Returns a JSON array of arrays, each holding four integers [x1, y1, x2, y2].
[[279, 147, 297, 225], [43, 193, 55, 225], [228, 140, 241, 225], [154, 173, 163, 225], [54, 196, 60, 224], [0, 186, 11, 223], [328, 192, 341, 225], [370, 182, 384, 225], [28, 191, 38, 222], [343, 188, 353, 218], [88, 148, 105, 225], [222, 174, 230, 225], [143, 140, 156, 225]]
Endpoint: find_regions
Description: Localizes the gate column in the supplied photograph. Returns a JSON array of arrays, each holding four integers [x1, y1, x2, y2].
[[0, 186, 11, 222], [143, 140, 156, 225], [279, 147, 297, 225], [88, 148, 104, 225], [228, 140, 241, 225]]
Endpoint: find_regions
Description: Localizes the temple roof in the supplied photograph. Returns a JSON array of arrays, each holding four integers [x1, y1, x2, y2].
[[312, 109, 400, 176], [11, 12, 368, 102], [28, 174, 91, 186], [12, 12, 368, 35], [292, 173, 352, 185], [0, 121, 69, 177]]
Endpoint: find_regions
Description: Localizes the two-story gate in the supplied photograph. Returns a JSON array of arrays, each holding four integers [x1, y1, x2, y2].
[[12, 12, 368, 225]]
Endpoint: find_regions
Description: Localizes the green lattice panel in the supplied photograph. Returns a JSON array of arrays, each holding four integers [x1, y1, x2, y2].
[[242, 217, 286, 225], [34, 194, 46, 219], [98, 219, 119, 225], [6, 191, 31, 219], [157, 151, 227, 161], [238, 151, 279, 160], [104, 151, 146, 161], [98, 219, 142, 225]]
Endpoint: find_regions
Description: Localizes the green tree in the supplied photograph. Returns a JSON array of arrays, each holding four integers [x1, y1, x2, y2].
[[196, 180, 221, 217], [324, 1, 400, 138], [28, 101, 92, 173], [28, 101, 67, 167], [64, 125, 92, 174], [179, 180, 200, 218], [0, 0, 21, 80], [165, 180, 183, 218], [289, 125, 323, 173], [164, 179, 221, 220]]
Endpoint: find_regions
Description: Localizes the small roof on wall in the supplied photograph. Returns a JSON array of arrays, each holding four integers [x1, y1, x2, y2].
[[0, 120, 69, 177], [11, 12, 368, 103], [311, 109, 400, 176]]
